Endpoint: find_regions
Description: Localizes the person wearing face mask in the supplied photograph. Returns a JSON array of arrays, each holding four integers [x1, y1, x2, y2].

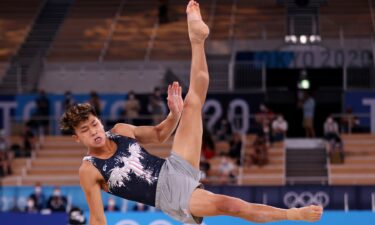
[[132, 202, 149, 212], [271, 114, 288, 142], [29, 183, 46, 211], [68, 207, 87, 225], [324, 116, 344, 163], [25, 197, 38, 213], [0, 129, 13, 177], [123, 91, 141, 125], [324, 116, 341, 142], [47, 186, 67, 212], [148, 87, 166, 125], [63, 91, 75, 111], [105, 198, 120, 212]]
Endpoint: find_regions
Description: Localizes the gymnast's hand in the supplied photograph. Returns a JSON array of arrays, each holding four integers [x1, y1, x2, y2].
[[167, 81, 183, 116]]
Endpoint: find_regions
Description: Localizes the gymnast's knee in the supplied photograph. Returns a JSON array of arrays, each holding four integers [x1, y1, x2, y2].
[[184, 93, 203, 109]]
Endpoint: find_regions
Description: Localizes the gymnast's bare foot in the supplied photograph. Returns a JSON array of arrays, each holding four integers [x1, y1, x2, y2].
[[186, 0, 209, 44], [287, 205, 323, 222]]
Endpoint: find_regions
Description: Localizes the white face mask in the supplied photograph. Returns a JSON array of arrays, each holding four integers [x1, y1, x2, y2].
[[35, 187, 42, 194], [108, 199, 115, 207], [53, 190, 61, 197]]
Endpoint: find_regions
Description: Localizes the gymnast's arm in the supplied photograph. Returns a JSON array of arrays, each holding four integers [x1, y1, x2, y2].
[[111, 111, 181, 145], [111, 82, 183, 145], [79, 161, 107, 225]]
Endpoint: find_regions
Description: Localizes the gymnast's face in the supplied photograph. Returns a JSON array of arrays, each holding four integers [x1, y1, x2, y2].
[[73, 114, 107, 149]]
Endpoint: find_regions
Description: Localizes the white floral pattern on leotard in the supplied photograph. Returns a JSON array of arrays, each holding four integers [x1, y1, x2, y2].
[[108, 142, 156, 189]]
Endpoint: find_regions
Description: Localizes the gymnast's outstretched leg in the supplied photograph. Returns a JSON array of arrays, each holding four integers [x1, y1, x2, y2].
[[171, 0, 209, 169], [171, 1, 323, 223]]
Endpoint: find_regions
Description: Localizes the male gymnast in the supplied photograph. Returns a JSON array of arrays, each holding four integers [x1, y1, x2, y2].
[[60, 1, 323, 224]]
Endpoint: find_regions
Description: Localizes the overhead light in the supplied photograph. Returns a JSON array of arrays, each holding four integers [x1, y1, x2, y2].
[[309, 35, 322, 43], [299, 79, 310, 89], [298, 70, 310, 90], [300, 35, 307, 44], [285, 35, 322, 44], [285, 35, 298, 43], [291, 35, 297, 43]]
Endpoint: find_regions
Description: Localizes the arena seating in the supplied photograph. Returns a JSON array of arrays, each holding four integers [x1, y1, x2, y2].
[[103, 0, 157, 61], [2, 135, 175, 186], [3, 0, 374, 64], [242, 139, 284, 185], [207, 135, 285, 186], [44, 0, 286, 61], [234, 0, 284, 40], [320, 0, 372, 38], [47, 0, 122, 61], [44, 0, 374, 62], [0, 63, 8, 80], [329, 134, 375, 185], [0, 0, 44, 61], [2, 134, 285, 186], [149, 0, 212, 60]]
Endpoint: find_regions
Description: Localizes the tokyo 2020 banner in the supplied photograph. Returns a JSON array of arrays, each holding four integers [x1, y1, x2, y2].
[[0, 93, 265, 135]]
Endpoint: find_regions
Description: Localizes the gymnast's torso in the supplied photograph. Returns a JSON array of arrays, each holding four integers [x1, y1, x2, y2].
[[83, 131, 166, 206]]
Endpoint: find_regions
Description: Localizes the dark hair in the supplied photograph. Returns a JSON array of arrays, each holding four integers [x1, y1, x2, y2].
[[60, 103, 97, 134]]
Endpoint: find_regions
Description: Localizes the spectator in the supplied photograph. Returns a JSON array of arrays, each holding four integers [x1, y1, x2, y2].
[[29, 183, 46, 211], [25, 198, 38, 214], [201, 122, 215, 160], [47, 186, 67, 212], [199, 156, 211, 182], [0, 129, 6, 151], [324, 116, 340, 140], [251, 134, 269, 167], [21, 124, 36, 157], [255, 104, 275, 128], [340, 107, 360, 133], [148, 87, 165, 125], [324, 116, 344, 163], [34, 90, 50, 135], [218, 155, 237, 184], [133, 202, 149, 212], [253, 104, 275, 145], [302, 92, 315, 137], [89, 91, 101, 116], [272, 114, 288, 142], [215, 119, 232, 141], [68, 207, 87, 225], [124, 91, 141, 125], [0, 152, 12, 177], [104, 198, 120, 212], [227, 132, 242, 165], [0, 129, 12, 177], [63, 91, 75, 111]]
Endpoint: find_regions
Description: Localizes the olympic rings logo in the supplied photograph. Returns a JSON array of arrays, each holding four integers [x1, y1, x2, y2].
[[283, 191, 329, 208]]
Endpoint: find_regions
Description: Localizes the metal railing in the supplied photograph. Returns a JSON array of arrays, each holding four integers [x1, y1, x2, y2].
[[99, 0, 127, 62], [330, 113, 371, 134]]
